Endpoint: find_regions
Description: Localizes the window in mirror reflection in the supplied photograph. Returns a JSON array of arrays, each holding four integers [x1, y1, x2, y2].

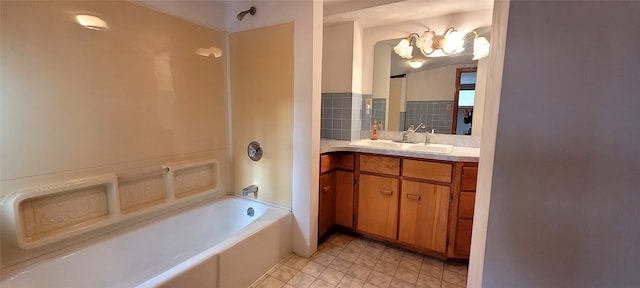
[[453, 68, 477, 135]]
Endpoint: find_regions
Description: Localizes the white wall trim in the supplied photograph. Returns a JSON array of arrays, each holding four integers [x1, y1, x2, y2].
[[467, 0, 510, 287]]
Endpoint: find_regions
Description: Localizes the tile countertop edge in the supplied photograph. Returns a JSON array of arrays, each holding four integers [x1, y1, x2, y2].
[[320, 139, 480, 163]]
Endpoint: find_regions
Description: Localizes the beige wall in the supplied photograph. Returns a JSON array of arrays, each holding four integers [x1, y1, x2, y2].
[[406, 67, 457, 101], [405, 65, 475, 102], [1, 0, 228, 268], [322, 22, 354, 93], [1, 0, 227, 181], [230, 23, 294, 207]]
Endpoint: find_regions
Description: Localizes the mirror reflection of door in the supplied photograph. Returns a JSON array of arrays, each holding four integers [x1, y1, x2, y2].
[[388, 75, 405, 131], [452, 67, 477, 135]]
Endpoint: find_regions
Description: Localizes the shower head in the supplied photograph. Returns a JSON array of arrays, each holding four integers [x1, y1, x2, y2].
[[237, 6, 256, 21]]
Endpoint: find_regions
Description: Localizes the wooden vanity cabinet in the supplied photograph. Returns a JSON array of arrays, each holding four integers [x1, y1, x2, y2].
[[398, 159, 452, 254], [335, 170, 354, 228], [319, 151, 478, 260], [448, 163, 478, 259], [318, 153, 355, 239], [398, 183, 450, 254], [356, 155, 400, 240], [318, 171, 336, 238], [357, 174, 399, 239]]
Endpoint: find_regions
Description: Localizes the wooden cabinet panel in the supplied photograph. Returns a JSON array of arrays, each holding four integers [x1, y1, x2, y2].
[[398, 180, 450, 253], [319, 172, 336, 238], [320, 154, 333, 174], [454, 219, 473, 258], [359, 155, 400, 176], [460, 166, 478, 191], [357, 174, 399, 239], [458, 192, 475, 219], [335, 153, 355, 171], [403, 159, 452, 183], [335, 170, 354, 228]]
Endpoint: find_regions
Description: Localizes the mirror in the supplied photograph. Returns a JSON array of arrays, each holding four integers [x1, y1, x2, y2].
[[371, 28, 489, 136]]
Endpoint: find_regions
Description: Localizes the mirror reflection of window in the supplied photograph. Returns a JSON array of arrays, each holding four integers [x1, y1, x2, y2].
[[453, 68, 477, 135]]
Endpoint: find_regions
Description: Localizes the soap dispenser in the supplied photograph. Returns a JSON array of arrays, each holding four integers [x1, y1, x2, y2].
[[371, 120, 378, 140]]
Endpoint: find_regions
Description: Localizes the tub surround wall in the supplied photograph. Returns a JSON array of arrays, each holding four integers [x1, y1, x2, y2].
[[230, 23, 294, 207], [1, 0, 229, 269], [225, 0, 323, 258], [0, 0, 227, 181]]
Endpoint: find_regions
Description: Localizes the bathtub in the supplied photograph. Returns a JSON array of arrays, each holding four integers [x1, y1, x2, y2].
[[0, 196, 292, 288]]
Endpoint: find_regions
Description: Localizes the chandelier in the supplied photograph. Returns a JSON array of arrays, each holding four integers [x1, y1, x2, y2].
[[393, 27, 490, 60]]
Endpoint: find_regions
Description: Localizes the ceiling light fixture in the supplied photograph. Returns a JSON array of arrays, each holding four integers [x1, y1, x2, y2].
[[409, 59, 424, 69], [75, 14, 108, 31], [394, 27, 489, 60], [195, 47, 223, 58]]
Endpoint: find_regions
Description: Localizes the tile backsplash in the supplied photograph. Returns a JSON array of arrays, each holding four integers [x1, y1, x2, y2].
[[321, 96, 470, 145], [321, 93, 369, 140], [405, 101, 454, 134]]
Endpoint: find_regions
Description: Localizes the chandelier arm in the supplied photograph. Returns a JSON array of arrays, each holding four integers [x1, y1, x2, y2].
[[407, 32, 421, 43], [464, 31, 479, 39], [419, 47, 435, 57]]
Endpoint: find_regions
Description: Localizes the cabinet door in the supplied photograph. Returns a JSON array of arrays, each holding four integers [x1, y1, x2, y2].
[[398, 180, 450, 253], [357, 174, 399, 239], [319, 172, 336, 238], [454, 219, 473, 257], [335, 170, 354, 228]]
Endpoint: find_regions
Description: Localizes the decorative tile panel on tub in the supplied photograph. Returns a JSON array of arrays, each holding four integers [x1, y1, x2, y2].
[[3, 158, 220, 249], [20, 185, 110, 242], [172, 160, 219, 198], [118, 173, 166, 214]]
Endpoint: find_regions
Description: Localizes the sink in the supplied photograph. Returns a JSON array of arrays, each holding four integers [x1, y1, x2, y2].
[[348, 139, 405, 149], [348, 139, 454, 154], [405, 143, 454, 154]]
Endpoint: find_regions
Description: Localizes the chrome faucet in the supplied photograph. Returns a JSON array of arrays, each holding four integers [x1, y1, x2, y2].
[[242, 185, 258, 196], [425, 128, 435, 144], [402, 123, 425, 142]]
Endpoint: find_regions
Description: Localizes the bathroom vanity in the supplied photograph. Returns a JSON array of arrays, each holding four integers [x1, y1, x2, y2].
[[318, 140, 478, 260]]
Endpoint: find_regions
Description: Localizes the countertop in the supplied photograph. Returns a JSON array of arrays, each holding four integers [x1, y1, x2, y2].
[[320, 139, 480, 162]]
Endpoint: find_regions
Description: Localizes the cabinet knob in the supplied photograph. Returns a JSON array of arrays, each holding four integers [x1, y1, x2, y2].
[[406, 193, 421, 200]]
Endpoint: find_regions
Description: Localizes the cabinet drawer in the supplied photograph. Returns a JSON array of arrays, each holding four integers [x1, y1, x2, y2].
[[335, 153, 355, 171], [320, 154, 333, 174], [461, 166, 478, 191], [360, 155, 400, 176], [402, 159, 452, 183], [458, 192, 475, 219]]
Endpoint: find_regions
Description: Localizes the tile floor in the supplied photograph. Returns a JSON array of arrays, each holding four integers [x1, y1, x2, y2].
[[249, 232, 468, 288]]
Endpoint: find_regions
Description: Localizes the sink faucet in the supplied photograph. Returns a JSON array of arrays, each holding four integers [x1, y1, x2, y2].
[[242, 185, 258, 196], [402, 123, 425, 142], [425, 128, 435, 144]]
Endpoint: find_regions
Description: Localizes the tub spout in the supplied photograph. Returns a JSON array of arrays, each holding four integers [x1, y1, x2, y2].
[[242, 185, 258, 196]]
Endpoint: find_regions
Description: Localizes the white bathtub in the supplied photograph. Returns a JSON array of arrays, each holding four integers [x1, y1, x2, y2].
[[0, 196, 292, 288]]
